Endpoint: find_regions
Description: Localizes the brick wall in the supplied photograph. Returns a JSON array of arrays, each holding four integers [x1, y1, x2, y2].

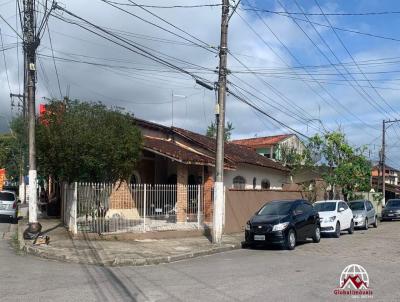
[[176, 163, 188, 223]]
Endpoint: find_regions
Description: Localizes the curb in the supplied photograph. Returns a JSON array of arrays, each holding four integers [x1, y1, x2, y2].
[[21, 242, 242, 267], [16, 221, 242, 266]]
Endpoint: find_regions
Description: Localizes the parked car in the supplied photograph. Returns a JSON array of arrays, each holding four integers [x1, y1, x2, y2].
[[381, 199, 400, 221], [348, 200, 378, 229], [244, 199, 320, 250], [0, 190, 19, 222], [313, 200, 354, 238]]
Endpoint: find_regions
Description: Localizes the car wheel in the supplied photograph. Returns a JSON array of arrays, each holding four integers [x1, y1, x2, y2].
[[348, 220, 354, 234], [312, 225, 321, 243], [334, 222, 341, 238], [285, 229, 296, 250], [364, 218, 368, 230], [373, 216, 378, 228]]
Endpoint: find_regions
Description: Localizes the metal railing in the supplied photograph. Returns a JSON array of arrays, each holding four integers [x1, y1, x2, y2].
[[65, 183, 205, 234]]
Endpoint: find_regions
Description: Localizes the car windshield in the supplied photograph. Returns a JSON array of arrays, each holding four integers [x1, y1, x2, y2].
[[314, 202, 336, 212], [257, 202, 293, 216], [349, 202, 365, 211], [0, 192, 15, 201], [386, 199, 400, 208]]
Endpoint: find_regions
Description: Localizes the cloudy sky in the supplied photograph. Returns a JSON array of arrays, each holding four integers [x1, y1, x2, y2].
[[1, 0, 400, 168]]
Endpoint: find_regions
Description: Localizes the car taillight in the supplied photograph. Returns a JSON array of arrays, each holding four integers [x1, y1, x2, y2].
[[12, 202, 17, 209]]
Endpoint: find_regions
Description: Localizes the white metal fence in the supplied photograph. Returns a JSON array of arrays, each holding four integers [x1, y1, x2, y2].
[[62, 182, 206, 234]]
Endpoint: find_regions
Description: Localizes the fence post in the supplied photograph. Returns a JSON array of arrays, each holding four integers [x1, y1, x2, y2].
[[70, 182, 78, 235], [197, 185, 201, 229], [143, 184, 147, 233]]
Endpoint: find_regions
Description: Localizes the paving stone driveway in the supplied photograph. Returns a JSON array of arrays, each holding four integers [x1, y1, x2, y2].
[[293, 220, 400, 262]]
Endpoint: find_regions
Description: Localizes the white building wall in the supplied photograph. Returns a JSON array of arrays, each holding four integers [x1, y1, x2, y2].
[[224, 164, 289, 190]]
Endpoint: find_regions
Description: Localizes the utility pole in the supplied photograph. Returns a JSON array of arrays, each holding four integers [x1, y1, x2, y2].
[[381, 120, 385, 204], [381, 118, 400, 206], [23, 0, 41, 236], [212, 0, 229, 244]]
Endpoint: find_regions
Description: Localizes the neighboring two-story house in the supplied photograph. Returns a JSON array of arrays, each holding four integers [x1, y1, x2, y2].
[[231, 134, 305, 161]]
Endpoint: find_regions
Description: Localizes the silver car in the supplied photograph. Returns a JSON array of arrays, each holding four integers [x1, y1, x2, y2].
[[0, 190, 19, 222], [348, 200, 378, 230]]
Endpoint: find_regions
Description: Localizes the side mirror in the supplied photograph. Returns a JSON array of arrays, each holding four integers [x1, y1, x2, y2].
[[338, 207, 345, 212]]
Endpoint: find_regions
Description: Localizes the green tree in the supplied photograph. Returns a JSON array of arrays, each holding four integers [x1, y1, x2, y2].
[[307, 131, 371, 201], [36, 99, 142, 183], [206, 121, 234, 141], [0, 116, 27, 180]]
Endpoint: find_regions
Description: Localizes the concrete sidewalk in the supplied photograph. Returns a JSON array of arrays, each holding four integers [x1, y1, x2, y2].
[[17, 219, 243, 266]]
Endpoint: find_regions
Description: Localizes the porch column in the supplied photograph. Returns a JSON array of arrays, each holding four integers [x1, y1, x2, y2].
[[176, 163, 188, 223]]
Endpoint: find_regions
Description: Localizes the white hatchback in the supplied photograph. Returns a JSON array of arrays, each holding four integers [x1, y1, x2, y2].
[[313, 200, 354, 238]]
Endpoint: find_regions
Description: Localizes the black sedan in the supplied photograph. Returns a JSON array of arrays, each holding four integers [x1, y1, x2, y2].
[[244, 199, 321, 250], [381, 199, 400, 221]]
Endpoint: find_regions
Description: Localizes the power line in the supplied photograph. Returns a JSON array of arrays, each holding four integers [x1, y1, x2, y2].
[[240, 6, 400, 43], [313, 0, 398, 118], [0, 27, 12, 93], [240, 6, 400, 16], [51, 5, 215, 88], [0, 11, 23, 39], [275, 0, 391, 127], [105, 1, 222, 9], [98, 0, 217, 54], [228, 88, 310, 139], [46, 23, 63, 98]]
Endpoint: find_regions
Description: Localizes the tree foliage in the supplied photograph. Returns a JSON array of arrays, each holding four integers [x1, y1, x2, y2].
[[36, 100, 142, 183], [307, 131, 371, 200], [0, 117, 27, 180], [206, 121, 234, 141]]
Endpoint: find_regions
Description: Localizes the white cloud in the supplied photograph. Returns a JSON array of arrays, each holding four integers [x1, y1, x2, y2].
[[0, 0, 399, 166]]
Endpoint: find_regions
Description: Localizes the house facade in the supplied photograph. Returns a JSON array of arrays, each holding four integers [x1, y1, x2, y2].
[[371, 164, 399, 186], [232, 134, 305, 162], [133, 118, 290, 191]]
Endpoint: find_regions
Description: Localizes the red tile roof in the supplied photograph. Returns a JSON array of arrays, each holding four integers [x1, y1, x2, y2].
[[143, 136, 216, 166], [172, 127, 289, 172], [232, 134, 292, 148]]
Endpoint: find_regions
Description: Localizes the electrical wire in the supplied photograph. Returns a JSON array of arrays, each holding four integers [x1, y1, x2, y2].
[[105, 1, 222, 9], [46, 23, 63, 98], [98, 0, 217, 54], [0, 27, 12, 94], [240, 6, 400, 43], [313, 0, 398, 118], [51, 6, 215, 88]]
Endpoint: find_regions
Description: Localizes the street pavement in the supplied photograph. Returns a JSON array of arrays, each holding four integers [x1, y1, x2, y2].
[[0, 218, 399, 302]]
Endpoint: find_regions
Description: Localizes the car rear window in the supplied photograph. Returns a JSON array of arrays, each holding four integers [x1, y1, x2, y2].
[[0, 192, 15, 201], [314, 202, 336, 212], [349, 202, 365, 211]]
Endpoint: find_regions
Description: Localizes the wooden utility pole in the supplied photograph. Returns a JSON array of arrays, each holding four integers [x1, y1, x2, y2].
[[212, 0, 229, 244]]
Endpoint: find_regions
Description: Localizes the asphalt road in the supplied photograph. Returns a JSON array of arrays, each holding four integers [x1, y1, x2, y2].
[[0, 218, 399, 302]]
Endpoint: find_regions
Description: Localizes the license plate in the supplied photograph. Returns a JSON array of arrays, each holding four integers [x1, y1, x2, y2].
[[388, 214, 394, 217], [254, 235, 265, 241], [0, 205, 6, 210]]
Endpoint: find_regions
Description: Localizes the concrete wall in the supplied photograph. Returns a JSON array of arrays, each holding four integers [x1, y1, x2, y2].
[[224, 164, 289, 190], [224, 189, 306, 234]]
